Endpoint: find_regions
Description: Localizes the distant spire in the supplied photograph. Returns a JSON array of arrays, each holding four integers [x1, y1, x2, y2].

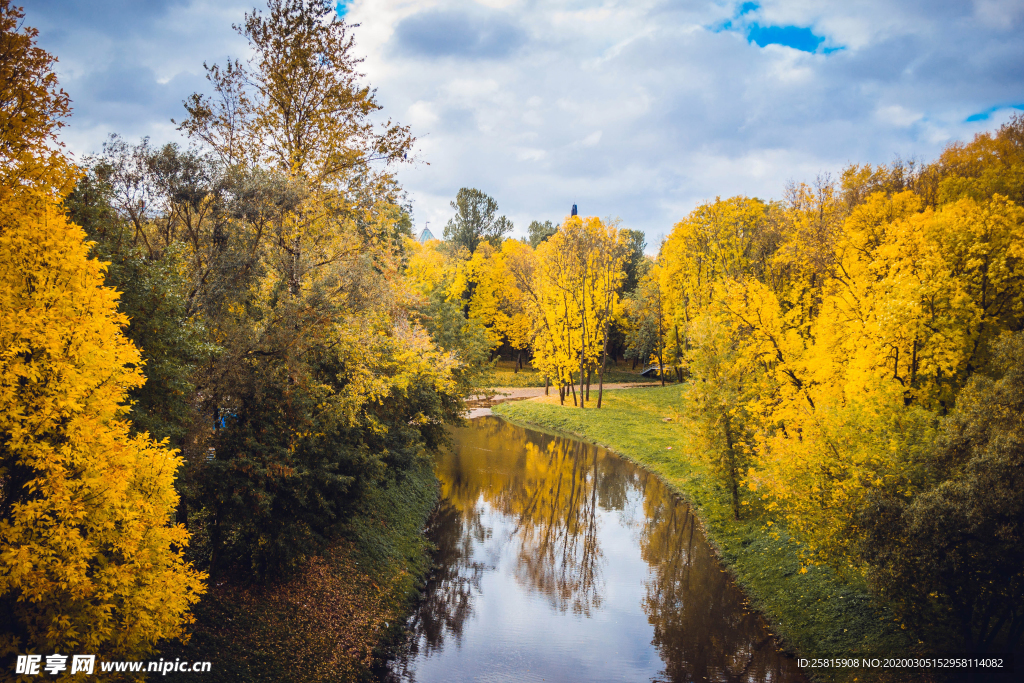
[[571, 203, 578, 217]]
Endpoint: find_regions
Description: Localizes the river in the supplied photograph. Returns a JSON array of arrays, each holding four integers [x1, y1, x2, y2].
[[385, 416, 807, 683]]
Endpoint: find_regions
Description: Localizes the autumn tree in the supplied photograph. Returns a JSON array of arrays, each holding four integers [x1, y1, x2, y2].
[[861, 332, 1024, 653], [0, 0, 73, 200], [0, 0, 205, 658], [171, 0, 467, 576], [533, 216, 623, 406]]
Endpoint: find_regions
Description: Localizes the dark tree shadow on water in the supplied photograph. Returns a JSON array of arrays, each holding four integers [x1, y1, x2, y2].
[[639, 475, 806, 683], [381, 498, 486, 682]]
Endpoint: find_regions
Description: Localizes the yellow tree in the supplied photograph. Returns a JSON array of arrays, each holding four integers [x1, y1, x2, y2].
[[468, 240, 538, 370], [659, 196, 779, 379], [534, 216, 623, 406], [735, 178, 1024, 565], [0, 0, 205, 657]]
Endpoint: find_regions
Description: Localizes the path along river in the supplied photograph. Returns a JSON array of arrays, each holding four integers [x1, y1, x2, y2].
[[385, 416, 808, 683]]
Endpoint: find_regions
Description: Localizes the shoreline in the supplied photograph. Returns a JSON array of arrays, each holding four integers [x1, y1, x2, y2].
[[493, 386, 917, 683]]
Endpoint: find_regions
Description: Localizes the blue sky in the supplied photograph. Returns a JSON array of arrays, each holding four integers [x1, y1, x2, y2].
[[25, 0, 1024, 247]]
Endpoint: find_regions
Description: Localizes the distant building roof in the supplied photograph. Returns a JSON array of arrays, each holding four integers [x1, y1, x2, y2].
[[418, 227, 436, 243]]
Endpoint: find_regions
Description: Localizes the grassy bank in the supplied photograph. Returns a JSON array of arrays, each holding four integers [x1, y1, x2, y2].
[[480, 359, 658, 388], [162, 461, 438, 682], [494, 386, 917, 683]]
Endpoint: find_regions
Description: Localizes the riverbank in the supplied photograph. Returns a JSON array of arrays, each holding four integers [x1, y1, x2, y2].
[[494, 386, 917, 683], [161, 461, 439, 682]]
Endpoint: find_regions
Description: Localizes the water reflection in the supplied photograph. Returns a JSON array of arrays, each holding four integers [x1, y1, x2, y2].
[[387, 417, 806, 683]]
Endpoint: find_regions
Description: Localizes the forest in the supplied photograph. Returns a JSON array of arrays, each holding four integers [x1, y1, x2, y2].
[[1, 0, 1022, 678], [436, 120, 1024, 655]]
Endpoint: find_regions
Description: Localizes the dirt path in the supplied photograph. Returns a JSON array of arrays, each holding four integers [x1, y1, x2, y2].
[[466, 382, 661, 418]]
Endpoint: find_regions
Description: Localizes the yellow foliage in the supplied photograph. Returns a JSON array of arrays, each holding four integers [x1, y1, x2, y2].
[[532, 216, 624, 400], [658, 138, 1024, 565], [0, 193, 206, 657]]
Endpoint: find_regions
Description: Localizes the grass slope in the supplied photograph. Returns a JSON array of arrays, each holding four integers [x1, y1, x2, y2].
[[162, 461, 438, 682], [495, 386, 918, 683]]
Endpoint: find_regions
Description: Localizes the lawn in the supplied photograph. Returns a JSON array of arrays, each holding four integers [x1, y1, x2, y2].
[[495, 386, 922, 683]]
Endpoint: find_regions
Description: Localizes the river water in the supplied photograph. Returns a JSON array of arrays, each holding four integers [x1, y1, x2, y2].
[[385, 416, 807, 683]]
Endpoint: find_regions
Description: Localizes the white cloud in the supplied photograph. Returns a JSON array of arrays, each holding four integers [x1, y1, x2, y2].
[[27, 0, 1024, 245]]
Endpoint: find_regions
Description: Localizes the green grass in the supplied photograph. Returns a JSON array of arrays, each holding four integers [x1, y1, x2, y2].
[[479, 359, 661, 388], [495, 386, 919, 683], [161, 461, 439, 682]]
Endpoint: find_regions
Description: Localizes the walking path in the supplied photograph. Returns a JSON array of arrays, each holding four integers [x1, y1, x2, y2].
[[467, 382, 661, 418]]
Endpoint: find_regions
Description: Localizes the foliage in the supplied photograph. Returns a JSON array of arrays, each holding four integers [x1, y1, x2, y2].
[[0, 0, 74, 199], [623, 266, 664, 373], [683, 314, 754, 519], [0, 4, 204, 661], [619, 228, 648, 294], [0, 190, 205, 659], [65, 171, 209, 444], [532, 216, 625, 405], [403, 237, 494, 391], [134, 0, 466, 578], [527, 219, 557, 248], [649, 119, 1024, 568], [443, 187, 513, 253], [179, 0, 412, 186], [861, 332, 1024, 653]]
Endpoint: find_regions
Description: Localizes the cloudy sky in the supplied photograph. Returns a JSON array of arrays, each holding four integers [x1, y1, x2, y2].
[[26, 0, 1024, 246]]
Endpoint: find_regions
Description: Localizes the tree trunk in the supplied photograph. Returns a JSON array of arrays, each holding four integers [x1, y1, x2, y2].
[[570, 373, 578, 406], [559, 382, 565, 405], [545, 374, 550, 396], [579, 320, 586, 409], [597, 318, 611, 409], [723, 415, 740, 520], [586, 368, 591, 401], [673, 324, 684, 380]]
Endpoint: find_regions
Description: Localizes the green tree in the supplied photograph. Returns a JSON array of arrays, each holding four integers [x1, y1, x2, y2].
[[169, 0, 464, 578], [684, 314, 754, 519], [65, 170, 210, 445], [620, 228, 648, 294], [527, 219, 557, 248], [444, 187, 513, 253]]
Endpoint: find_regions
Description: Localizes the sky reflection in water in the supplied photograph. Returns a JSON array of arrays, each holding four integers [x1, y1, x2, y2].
[[386, 416, 806, 683]]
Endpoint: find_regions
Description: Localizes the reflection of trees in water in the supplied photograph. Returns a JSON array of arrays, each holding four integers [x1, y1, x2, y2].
[[389, 417, 804, 683], [511, 438, 604, 615], [639, 475, 805, 683], [385, 499, 487, 682]]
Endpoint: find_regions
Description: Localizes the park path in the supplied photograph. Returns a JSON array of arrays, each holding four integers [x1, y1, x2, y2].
[[467, 382, 661, 418]]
